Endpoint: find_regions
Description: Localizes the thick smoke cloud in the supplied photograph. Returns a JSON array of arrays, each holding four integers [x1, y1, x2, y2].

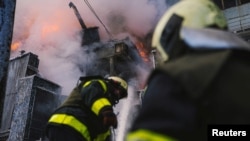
[[11, 0, 173, 95]]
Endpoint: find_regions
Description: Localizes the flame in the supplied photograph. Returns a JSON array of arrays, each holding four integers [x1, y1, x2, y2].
[[11, 41, 22, 51], [136, 41, 150, 62]]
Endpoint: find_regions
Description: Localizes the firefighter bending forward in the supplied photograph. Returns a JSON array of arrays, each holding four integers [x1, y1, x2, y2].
[[46, 76, 128, 141]]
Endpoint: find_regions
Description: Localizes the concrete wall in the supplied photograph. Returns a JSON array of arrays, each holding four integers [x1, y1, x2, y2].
[[0, 52, 65, 141], [1, 53, 36, 132], [223, 3, 250, 32], [8, 76, 63, 141]]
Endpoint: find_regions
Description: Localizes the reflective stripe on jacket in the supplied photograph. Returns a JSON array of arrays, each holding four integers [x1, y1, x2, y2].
[[48, 113, 111, 141], [83, 80, 107, 93], [126, 129, 177, 141], [48, 114, 91, 141], [83, 79, 111, 115]]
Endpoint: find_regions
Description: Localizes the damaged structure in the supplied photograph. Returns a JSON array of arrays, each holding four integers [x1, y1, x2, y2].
[[0, 52, 66, 141], [0, 1, 151, 141], [0, 2, 150, 141], [2, 1, 249, 141], [69, 1, 151, 84]]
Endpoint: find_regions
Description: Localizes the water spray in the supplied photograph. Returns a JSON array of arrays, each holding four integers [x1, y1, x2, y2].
[[114, 86, 141, 141]]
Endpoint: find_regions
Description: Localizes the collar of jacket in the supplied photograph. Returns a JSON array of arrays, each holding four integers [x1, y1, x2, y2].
[[181, 27, 250, 51]]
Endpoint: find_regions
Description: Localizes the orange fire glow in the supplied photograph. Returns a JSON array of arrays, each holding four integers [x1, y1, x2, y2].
[[40, 11, 66, 39], [11, 41, 22, 51], [136, 41, 150, 62], [41, 24, 60, 39]]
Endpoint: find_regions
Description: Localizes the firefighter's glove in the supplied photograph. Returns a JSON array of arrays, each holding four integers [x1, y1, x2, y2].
[[101, 110, 117, 129]]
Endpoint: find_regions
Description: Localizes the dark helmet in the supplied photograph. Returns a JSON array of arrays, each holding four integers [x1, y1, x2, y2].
[[106, 76, 128, 104]]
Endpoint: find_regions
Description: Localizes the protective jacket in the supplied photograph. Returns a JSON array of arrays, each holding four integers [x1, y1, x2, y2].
[[127, 28, 250, 141], [47, 78, 113, 141]]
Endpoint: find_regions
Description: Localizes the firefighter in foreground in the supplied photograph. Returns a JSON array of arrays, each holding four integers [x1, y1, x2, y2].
[[126, 0, 250, 140], [46, 76, 128, 141]]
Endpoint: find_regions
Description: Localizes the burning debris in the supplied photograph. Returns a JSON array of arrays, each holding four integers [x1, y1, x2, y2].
[[67, 1, 152, 89]]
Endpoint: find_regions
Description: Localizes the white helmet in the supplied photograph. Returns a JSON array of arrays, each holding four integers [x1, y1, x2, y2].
[[108, 76, 128, 91], [152, 0, 228, 61]]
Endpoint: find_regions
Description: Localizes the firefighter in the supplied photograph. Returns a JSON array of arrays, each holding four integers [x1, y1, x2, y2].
[[126, 0, 250, 140], [46, 75, 128, 141]]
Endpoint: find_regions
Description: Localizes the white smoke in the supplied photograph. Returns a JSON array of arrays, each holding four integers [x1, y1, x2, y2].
[[11, 0, 169, 95]]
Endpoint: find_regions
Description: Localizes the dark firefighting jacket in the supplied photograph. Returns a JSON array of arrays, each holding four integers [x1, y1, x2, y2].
[[127, 29, 250, 141], [47, 79, 112, 141]]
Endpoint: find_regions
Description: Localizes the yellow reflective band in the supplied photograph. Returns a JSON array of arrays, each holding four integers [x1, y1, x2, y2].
[[126, 129, 177, 141], [83, 81, 91, 87], [94, 130, 111, 141], [97, 80, 107, 93], [83, 80, 107, 93], [91, 98, 111, 115], [48, 114, 91, 141]]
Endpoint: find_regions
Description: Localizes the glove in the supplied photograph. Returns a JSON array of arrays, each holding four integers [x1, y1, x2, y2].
[[101, 110, 118, 129]]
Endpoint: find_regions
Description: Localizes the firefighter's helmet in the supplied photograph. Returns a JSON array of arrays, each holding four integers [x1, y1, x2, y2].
[[152, 0, 228, 61], [107, 76, 128, 102]]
